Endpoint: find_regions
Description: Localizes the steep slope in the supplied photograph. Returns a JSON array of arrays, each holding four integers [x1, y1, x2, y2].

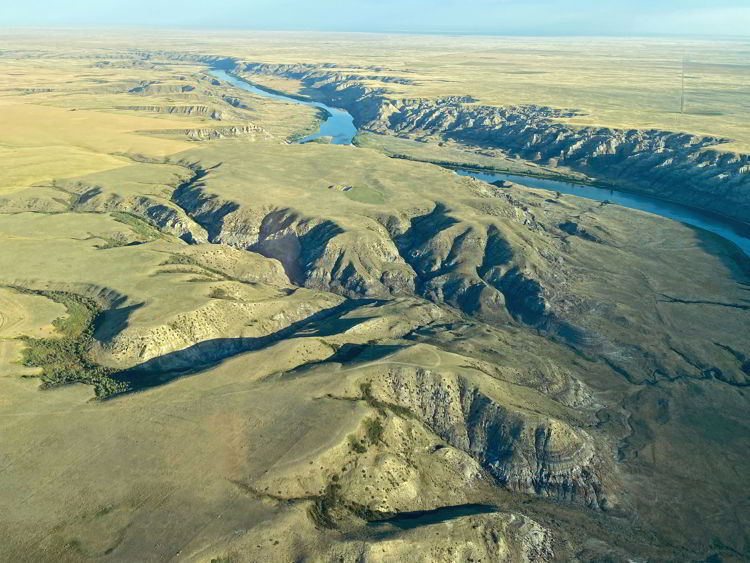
[[234, 61, 750, 224], [1, 46, 749, 563]]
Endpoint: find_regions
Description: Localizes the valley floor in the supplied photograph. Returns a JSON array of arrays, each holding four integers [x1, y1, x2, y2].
[[0, 33, 748, 562]]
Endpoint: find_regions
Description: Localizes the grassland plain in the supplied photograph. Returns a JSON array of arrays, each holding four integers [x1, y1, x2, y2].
[[0, 32, 748, 562]]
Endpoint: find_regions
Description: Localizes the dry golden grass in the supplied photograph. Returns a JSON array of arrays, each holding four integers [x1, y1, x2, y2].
[[0, 52, 321, 194], [0, 146, 127, 195], [0, 97, 196, 192], [0, 31, 747, 562], [0, 287, 66, 377], [4, 32, 746, 149], [131, 32, 747, 153]]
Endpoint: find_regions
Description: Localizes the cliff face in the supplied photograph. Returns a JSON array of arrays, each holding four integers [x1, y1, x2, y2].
[[4, 45, 750, 563], [362, 98, 750, 223], [169, 168, 570, 336], [237, 61, 750, 224], [243, 62, 416, 86], [117, 104, 223, 120], [368, 366, 603, 507]]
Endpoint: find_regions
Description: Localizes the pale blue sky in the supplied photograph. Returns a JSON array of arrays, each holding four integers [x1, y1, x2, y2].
[[3, 0, 749, 37]]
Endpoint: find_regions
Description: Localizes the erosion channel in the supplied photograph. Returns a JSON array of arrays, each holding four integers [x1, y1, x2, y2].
[[211, 68, 750, 257]]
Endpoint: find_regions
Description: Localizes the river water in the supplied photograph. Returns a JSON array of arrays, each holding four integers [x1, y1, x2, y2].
[[455, 170, 750, 256], [210, 69, 356, 145], [210, 69, 750, 257]]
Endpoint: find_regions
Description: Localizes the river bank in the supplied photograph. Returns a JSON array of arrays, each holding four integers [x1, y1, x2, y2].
[[210, 66, 750, 257]]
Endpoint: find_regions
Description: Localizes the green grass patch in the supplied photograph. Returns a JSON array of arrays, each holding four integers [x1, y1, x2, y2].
[[343, 186, 385, 205], [95, 232, 132, 250], [160, 253, 238, 282], [111, 211, 162, 241], [13, 288, 127, 397]]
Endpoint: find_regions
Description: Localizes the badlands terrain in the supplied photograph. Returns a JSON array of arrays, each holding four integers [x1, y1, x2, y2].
[[0, 31, 749, 562]]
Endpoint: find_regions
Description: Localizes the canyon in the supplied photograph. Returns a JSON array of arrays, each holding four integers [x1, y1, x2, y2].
[[0, 34, 748, 562]]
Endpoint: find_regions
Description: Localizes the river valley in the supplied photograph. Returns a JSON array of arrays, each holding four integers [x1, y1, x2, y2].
[[211, 69, 357, 145], [2, 40, 749, 563], [211, 68, 750, 258]]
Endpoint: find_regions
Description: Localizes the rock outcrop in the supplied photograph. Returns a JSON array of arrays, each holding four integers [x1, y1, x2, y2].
[[117, 104, 223, 120], [236, 61, 750, 224], [367, 366, 603, 506], [140, 124, 270, 141], [170, 175, 572, 334]]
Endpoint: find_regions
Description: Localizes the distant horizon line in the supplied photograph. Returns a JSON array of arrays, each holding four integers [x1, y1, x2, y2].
[[0, 25, 748, 41]]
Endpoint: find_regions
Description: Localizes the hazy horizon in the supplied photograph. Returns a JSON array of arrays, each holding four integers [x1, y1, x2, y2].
[[3, 0, 750, 38]]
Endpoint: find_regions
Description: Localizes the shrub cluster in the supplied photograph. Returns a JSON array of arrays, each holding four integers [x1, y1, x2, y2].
[[15, 289, 127, 398]]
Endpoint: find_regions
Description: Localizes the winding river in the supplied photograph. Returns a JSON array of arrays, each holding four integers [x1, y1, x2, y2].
[[211, 69, 356, 145], [455, 170, 750, 257], [210, 69, 750, 257]]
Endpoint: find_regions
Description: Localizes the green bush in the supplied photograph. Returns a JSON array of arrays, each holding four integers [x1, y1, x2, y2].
[[364, 417, 384, 445], [349, 435, 367, 454], [359, 382, 416, 419], [111, 211, 162, 241], [161, 253, 237, 282], [14, 289, 127, 398]]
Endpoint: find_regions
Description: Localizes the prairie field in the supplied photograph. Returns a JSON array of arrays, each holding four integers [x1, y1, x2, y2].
[[0, 30, 748, 562]]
